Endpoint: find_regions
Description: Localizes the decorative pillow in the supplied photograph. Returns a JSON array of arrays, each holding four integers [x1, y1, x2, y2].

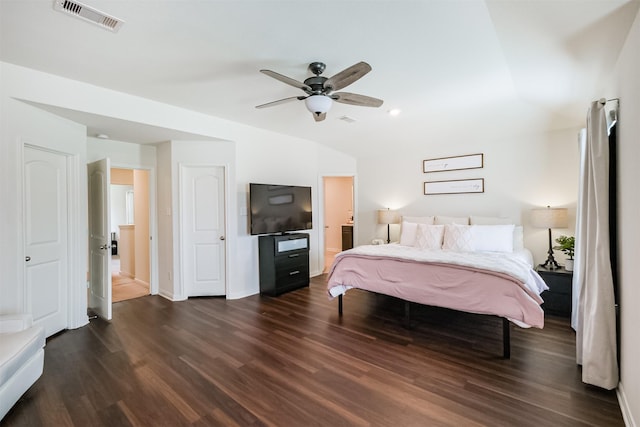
[[470, 224, 515, 253], [442, 224, 474, 251], [399, 221, 419, 246], [399, 216, 434, 246], [435, 216, 469, 225], [415, 224, 444, 250]]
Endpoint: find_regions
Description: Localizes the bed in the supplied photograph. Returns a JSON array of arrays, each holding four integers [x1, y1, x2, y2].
[[326, 216, 548, 358]]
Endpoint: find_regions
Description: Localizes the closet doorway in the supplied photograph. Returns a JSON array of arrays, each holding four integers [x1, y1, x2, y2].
[[110, 168, 150, 302], [322, 176, 354, 273]]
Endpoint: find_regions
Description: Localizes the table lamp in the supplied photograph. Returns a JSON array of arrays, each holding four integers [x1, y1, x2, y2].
[[377, 208, 400, 244], [531, 206, 568, 270]]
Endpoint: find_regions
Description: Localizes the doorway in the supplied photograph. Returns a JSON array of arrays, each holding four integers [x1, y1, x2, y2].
[[110, 167, 151, 303], [323, 176, 354, 273]]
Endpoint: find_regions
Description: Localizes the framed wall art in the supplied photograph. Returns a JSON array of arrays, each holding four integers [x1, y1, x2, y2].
[[424, 178, 484, 195], [422, 153, 483, 173]]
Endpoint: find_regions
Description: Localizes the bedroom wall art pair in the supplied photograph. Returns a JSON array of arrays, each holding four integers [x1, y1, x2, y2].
[[423, 153, 484, 195]]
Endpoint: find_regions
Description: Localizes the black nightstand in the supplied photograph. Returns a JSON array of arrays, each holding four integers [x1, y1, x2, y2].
[[536, 266, 573, 317]]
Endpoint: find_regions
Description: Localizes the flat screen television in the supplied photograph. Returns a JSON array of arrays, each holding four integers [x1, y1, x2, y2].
[[249, 183, 312, 235]]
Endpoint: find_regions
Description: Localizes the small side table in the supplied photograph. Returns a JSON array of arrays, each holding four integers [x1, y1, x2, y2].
[[536, 266, 573, 317]]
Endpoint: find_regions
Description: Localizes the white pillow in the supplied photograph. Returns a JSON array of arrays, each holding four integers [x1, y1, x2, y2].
[[399, 216, 434, 246], [470, 224, 515, 253], [399, 221, 419, 246], [513, 225, 524, 251], [442, 224, 474, 251], [415, 224, 444, 250], [435, 216, 469, 225]]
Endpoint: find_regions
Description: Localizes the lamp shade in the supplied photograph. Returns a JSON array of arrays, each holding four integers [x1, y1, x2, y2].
[[305, 95, 332, 114], [377, 209, 400, 225], [531, 207, 568, 229]]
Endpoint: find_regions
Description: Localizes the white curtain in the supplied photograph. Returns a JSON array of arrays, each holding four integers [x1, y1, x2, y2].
[[573, 99, 618, 390], [572, 128, 587, 331]]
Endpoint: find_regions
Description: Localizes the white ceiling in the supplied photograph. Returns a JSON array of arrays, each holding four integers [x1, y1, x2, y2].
[[1, 0, 638, 156]]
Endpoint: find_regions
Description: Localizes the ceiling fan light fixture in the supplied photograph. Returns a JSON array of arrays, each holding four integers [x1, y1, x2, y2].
[[305, 95, 332, 115]]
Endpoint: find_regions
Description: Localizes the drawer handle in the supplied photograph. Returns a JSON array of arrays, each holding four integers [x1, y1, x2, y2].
[[288, 254, 299, 258], [289, 270, 300, 276]]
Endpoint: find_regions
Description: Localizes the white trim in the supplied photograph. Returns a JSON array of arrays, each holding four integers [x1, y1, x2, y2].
[[317, 173, 357, 276], [178, 163, 228, 299], [617, 382, 637, 427], [109, 162, 159, 297], [21, 143, 88, 332]]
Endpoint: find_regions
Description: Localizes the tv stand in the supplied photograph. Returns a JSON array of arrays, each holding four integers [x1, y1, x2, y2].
[[258, 233, 310, 296]]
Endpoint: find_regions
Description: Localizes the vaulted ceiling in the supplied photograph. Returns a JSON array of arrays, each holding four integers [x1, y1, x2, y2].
[[1, 1, 638, 156]]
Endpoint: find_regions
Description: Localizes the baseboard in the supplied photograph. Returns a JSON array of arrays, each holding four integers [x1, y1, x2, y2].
[[618, 381, 637, 427], [133, 278, 149, 287]]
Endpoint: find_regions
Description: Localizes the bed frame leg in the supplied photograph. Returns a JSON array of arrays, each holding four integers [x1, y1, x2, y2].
[[503, 317, 511, 359], [403, 301, 411, 328], [338, 294, 343, 316]]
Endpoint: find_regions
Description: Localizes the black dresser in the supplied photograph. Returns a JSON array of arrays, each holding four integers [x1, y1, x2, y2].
[[258, 233, 310, 296]]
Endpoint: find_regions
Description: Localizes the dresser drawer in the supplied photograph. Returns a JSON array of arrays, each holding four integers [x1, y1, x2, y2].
[[276, 263, 309, 284], [275, 253, 307, 270]]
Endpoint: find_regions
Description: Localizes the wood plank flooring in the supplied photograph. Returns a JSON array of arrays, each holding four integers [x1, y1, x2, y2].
[[2, 275, 623, 426], [112, 272, 149, 303]]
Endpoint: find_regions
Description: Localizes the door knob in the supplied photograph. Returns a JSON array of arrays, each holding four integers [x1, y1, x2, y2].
[[220, 236, 225, 240], [100, 244, 109, 250], [25, 256, 31, 262]]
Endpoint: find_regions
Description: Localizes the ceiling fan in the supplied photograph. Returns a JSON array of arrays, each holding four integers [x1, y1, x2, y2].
[[256, 61, 384, 122]]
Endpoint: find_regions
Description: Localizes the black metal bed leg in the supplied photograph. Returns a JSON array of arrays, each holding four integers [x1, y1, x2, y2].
[[503, 317, 511, 359], [338, 294, 343, 316], [403, 301, 411, 328]]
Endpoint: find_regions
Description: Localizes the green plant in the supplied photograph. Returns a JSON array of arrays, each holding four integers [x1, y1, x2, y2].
[[554, 235, 575, 260]]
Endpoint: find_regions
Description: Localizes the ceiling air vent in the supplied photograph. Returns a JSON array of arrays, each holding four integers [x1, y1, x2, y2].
[[53, 0, 124, 32]]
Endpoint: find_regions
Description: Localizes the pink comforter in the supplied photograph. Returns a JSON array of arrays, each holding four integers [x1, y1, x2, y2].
[[327, 253, 545, 328]]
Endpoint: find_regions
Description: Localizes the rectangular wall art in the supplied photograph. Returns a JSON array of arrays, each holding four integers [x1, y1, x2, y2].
[[423, 153, 483, 173], [424, 178, 484, 195]]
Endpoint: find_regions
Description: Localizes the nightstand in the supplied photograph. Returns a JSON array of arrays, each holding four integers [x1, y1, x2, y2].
[[536, 266, 573, 317]]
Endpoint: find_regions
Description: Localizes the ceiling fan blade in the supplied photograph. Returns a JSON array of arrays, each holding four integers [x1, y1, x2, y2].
[[313, 112, 326, 122], [260, 69, 312, 93], [255, 96, 305, 109], [332, 92, 383, 108], [324, 61, 372, 92]]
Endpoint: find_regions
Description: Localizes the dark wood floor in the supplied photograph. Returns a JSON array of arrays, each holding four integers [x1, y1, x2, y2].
[[3, 275, 623, 426]]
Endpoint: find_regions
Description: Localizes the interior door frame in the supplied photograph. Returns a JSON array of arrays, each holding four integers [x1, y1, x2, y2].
[[21, 142, 87, 332], [109, 162, 159, 296], [177, 163, 227, 299], [318, 173, 357, 274]]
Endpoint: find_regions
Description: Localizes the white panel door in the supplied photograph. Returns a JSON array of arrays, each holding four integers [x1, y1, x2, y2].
[[24, 146, 68, 337], [87, 159, 112, 320], [181, 165, 226, 296]]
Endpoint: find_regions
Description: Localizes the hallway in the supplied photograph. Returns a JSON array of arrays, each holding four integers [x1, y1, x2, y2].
[[111, 255, 149, 302]]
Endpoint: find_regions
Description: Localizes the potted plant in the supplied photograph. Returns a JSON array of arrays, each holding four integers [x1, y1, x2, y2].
[[554, 235, 575, 271]]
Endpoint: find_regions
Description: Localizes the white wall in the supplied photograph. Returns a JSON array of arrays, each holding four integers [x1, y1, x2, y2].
[[234, 131, 357, 298], [610, 7, 640, 426], [0, 62, 357, 316], [110, 185, 132, 237], [356, 127, 580, 266], [0, 89, 88, 330]]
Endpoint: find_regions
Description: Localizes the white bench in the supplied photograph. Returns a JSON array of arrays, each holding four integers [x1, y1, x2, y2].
[[0, 314, 45, 420]]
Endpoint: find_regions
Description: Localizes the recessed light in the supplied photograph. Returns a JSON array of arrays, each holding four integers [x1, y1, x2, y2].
[[388, 109, 401, 116], [96, 133, 109, 139]]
